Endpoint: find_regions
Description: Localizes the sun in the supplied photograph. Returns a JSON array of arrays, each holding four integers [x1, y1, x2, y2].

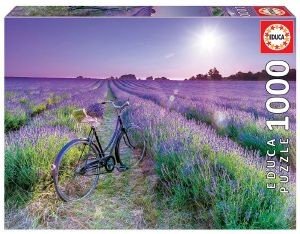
[[194, 28, 222, 53], [200, 32, 218, 50]]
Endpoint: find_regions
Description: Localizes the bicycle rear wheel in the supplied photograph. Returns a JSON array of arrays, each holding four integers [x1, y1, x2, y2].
[[52, 139, 101, 202], [115, 125, 146, 169]]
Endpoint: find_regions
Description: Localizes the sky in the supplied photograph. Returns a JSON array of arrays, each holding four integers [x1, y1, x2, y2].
[[5, 17, 296, 80]]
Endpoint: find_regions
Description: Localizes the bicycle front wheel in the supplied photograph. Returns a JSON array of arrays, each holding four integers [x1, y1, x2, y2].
[[52, 139, 101, 202], [115, 125, 146, 169]]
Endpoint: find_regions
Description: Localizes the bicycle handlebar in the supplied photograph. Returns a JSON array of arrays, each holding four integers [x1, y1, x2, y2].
[[101, 100, 129, 110]]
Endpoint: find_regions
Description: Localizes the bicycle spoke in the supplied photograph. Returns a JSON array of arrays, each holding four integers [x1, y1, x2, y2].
[[54, 140, 100, 201]]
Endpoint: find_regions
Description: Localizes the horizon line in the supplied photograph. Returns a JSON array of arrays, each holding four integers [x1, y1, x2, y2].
[[5, 66, 297, 81], [5, 67, 297, 81]]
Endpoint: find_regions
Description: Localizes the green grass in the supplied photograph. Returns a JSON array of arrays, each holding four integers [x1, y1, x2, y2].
[[237, 123, 290, 153], [49, 106, 81, 132], [5, 111, 28, 132], [31, 94, 63, 117], [5, 91, 15, 99], [210, 151, 288, 229], [5, 102, 85, 206], [154, 138, 290, 228], [31, 103, 47, 117], [5, 94, 65, 133], [184, 107, 294, 168], [6, 94, 66, 132], [46, 94, 62, 106], [19, 98, 29, 104], [185, 107, 212, 125], [5, 135, 69, 207]]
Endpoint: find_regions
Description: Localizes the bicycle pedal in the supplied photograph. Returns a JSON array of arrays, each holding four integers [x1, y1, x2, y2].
[[117, 165, 128, 172]]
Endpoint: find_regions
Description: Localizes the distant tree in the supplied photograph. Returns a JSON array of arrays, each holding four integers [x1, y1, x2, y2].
[[227, 70, 261, 80], [155, 77, 169, 81], [196, 74, 208, 80], [189, 74, 209, 81], [257, 70, 268, 80], [146, 76, 153, 80], [119, 74, 137, 80], [76, 75, 84, 79], [208, 67, 222, 80], [233, 71, 255, 80], [190, 68, 296, 81]]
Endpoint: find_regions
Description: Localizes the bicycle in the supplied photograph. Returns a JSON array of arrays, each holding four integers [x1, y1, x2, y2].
[[51, 100, 146, 202]]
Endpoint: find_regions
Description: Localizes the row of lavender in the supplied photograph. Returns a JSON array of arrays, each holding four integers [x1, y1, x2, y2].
[[109, 80, 295, 229], [5, 78, 108, 206], [6, 78, 107, 146], [5, 78, 103, 130], [123, 80, 296, 122], [113, 80, 296, 170]]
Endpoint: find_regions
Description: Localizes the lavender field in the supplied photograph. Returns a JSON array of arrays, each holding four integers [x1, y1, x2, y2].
[[5, 77, 296, 229]]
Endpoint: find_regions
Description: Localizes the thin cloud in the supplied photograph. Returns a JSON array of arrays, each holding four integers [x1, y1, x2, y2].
[[164, 53, 175, 59]]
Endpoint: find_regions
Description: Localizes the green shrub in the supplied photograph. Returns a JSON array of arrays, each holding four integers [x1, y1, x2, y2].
[[238, 123, 290, 155], [31, 103, 47, 116], [50, 106, 90, 134], [46, 94, 61, 106], [50, 106, 75, 128], [19, 98, 29, 104], [185, 107, 212, 125], [5, 111, 28, 132]]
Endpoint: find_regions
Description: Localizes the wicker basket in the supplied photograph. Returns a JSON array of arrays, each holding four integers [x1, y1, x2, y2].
[[72, 109, 87, 123], [72, 103, 105, 125]]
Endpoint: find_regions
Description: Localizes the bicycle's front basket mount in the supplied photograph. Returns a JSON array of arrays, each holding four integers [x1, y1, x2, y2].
[[72, 103, 104, 125]]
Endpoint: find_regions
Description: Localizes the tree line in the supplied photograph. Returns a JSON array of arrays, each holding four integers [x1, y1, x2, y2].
[[187, 67, 296, 81], [85, 67, 296, 81]]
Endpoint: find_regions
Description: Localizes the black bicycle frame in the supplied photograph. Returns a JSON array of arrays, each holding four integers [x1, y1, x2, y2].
[[87, 126, 105, 156], [87, 114, 127, 157], [80, 110, 135, 174]]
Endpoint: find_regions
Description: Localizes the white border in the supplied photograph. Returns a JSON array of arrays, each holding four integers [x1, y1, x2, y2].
[[0, 0, 299, 233]]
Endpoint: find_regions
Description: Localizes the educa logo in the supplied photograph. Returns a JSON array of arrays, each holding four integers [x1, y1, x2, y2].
[[264, 24, 290, 50], [260, 21, 294, 53], [254, 6, 291, 16], [259, 7, 286, 16]]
